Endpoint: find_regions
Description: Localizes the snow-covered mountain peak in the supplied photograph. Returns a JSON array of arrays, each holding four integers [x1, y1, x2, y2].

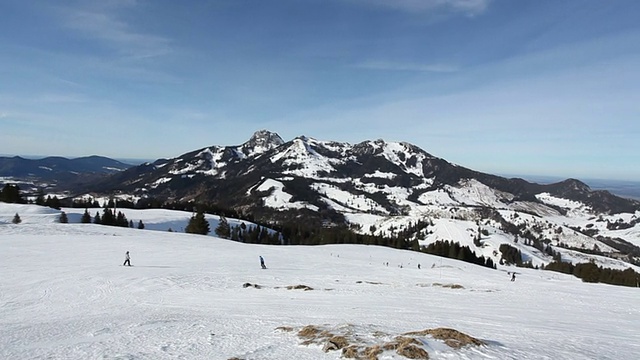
[[239, 130, 285, 157], [268, 137, 339, 177]]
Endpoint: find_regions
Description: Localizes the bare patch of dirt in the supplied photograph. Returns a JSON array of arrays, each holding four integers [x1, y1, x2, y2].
[[275, 326, 293, 332], [286, 284, 314, 291], [431, 283, 464, 289], [241, 282, 261, 289]]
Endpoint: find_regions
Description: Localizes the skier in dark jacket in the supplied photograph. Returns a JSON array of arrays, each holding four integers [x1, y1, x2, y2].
[[260, 256, 266, 269], [123, 251, 131, 266]]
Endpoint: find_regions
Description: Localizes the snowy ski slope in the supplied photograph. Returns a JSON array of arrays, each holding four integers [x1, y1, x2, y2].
[[1, 203, 639, 359]]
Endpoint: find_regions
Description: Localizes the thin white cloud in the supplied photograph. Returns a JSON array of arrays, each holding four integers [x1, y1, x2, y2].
[[356, 60, 459, 73], [351, 0, 491, 16], [37, 93, 88, 104], [57, 2, 171, 59]]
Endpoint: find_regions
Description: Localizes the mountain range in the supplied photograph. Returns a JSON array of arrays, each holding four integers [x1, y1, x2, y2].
[[2, 130, 640, 270], [0, 155, 131, 191], [88, 130, 637, 215]]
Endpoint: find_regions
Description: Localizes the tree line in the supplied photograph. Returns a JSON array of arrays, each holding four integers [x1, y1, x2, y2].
[[543, 257, 640, 287], [423, 240, 496, 269]]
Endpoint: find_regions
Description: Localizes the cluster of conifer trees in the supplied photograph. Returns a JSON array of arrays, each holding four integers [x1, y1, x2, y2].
[[423, 240, 496, 269], [0, 184, 24, 203], [79, 208, 144, 229], [543, 258, 640, 287], [499, 244, 523, 265]]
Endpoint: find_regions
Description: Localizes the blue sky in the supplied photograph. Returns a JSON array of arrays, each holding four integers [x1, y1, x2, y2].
[[1, 0, 639, 181]]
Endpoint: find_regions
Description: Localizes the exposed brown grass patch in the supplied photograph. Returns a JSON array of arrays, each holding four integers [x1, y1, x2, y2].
[[395, 336, 421, 348], [397, 344, 429, 359], [342, 345, 360, 358], [362, 345, 383, 359], [291, 324, 485, 360], [404, 328, 485, 349], [298, 325, 322, 339], [328, 335, 349, 349], [323, 335, 349, 352]]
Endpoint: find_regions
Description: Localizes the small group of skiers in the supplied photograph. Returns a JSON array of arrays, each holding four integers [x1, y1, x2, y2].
[[121, 251, 521, 284], [122, 251, 267, 269]]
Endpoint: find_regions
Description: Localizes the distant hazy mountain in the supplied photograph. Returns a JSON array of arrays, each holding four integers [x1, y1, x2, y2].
[[505, 174, 640, 200], [0, 155, 132, 191]]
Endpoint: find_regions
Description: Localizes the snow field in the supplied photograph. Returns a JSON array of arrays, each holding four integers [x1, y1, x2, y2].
[[1, 204, 640, 359]]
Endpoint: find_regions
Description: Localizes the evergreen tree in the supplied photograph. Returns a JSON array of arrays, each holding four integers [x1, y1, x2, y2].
[[115, 211, 128, 227], [12, 213, 22, 224], [94, 211, 102, 224], [248, 225, 261, 244], [1, 184, 24, 203], [59, 211, 68, 223], [574, 262, 601, 283], [215, 215, 231, 238], [102, 208, 115, 226], [447, 241, 458, 258], [35, 191, 45, 206], [81, 209, 92, 223], [45, 196, 61, 210], [137, 220, 145, 229], [185, 210, 210, 235], [259, 226, 270, 244], [499, 244, 522, 265], [410, 239, 420, 251]]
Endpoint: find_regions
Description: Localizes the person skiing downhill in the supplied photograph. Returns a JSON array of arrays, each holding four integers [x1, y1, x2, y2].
[[123, 251, 131, 266], [260, 256, 266, 269]]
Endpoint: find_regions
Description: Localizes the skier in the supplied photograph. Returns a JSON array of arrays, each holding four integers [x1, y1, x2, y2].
[[123, 251, 131, 266], [511, 273, 516, 282], [260, 255, 266, 269]]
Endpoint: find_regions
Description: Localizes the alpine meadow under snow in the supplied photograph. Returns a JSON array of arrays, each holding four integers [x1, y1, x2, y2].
[[1, 203, 639, 360]]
